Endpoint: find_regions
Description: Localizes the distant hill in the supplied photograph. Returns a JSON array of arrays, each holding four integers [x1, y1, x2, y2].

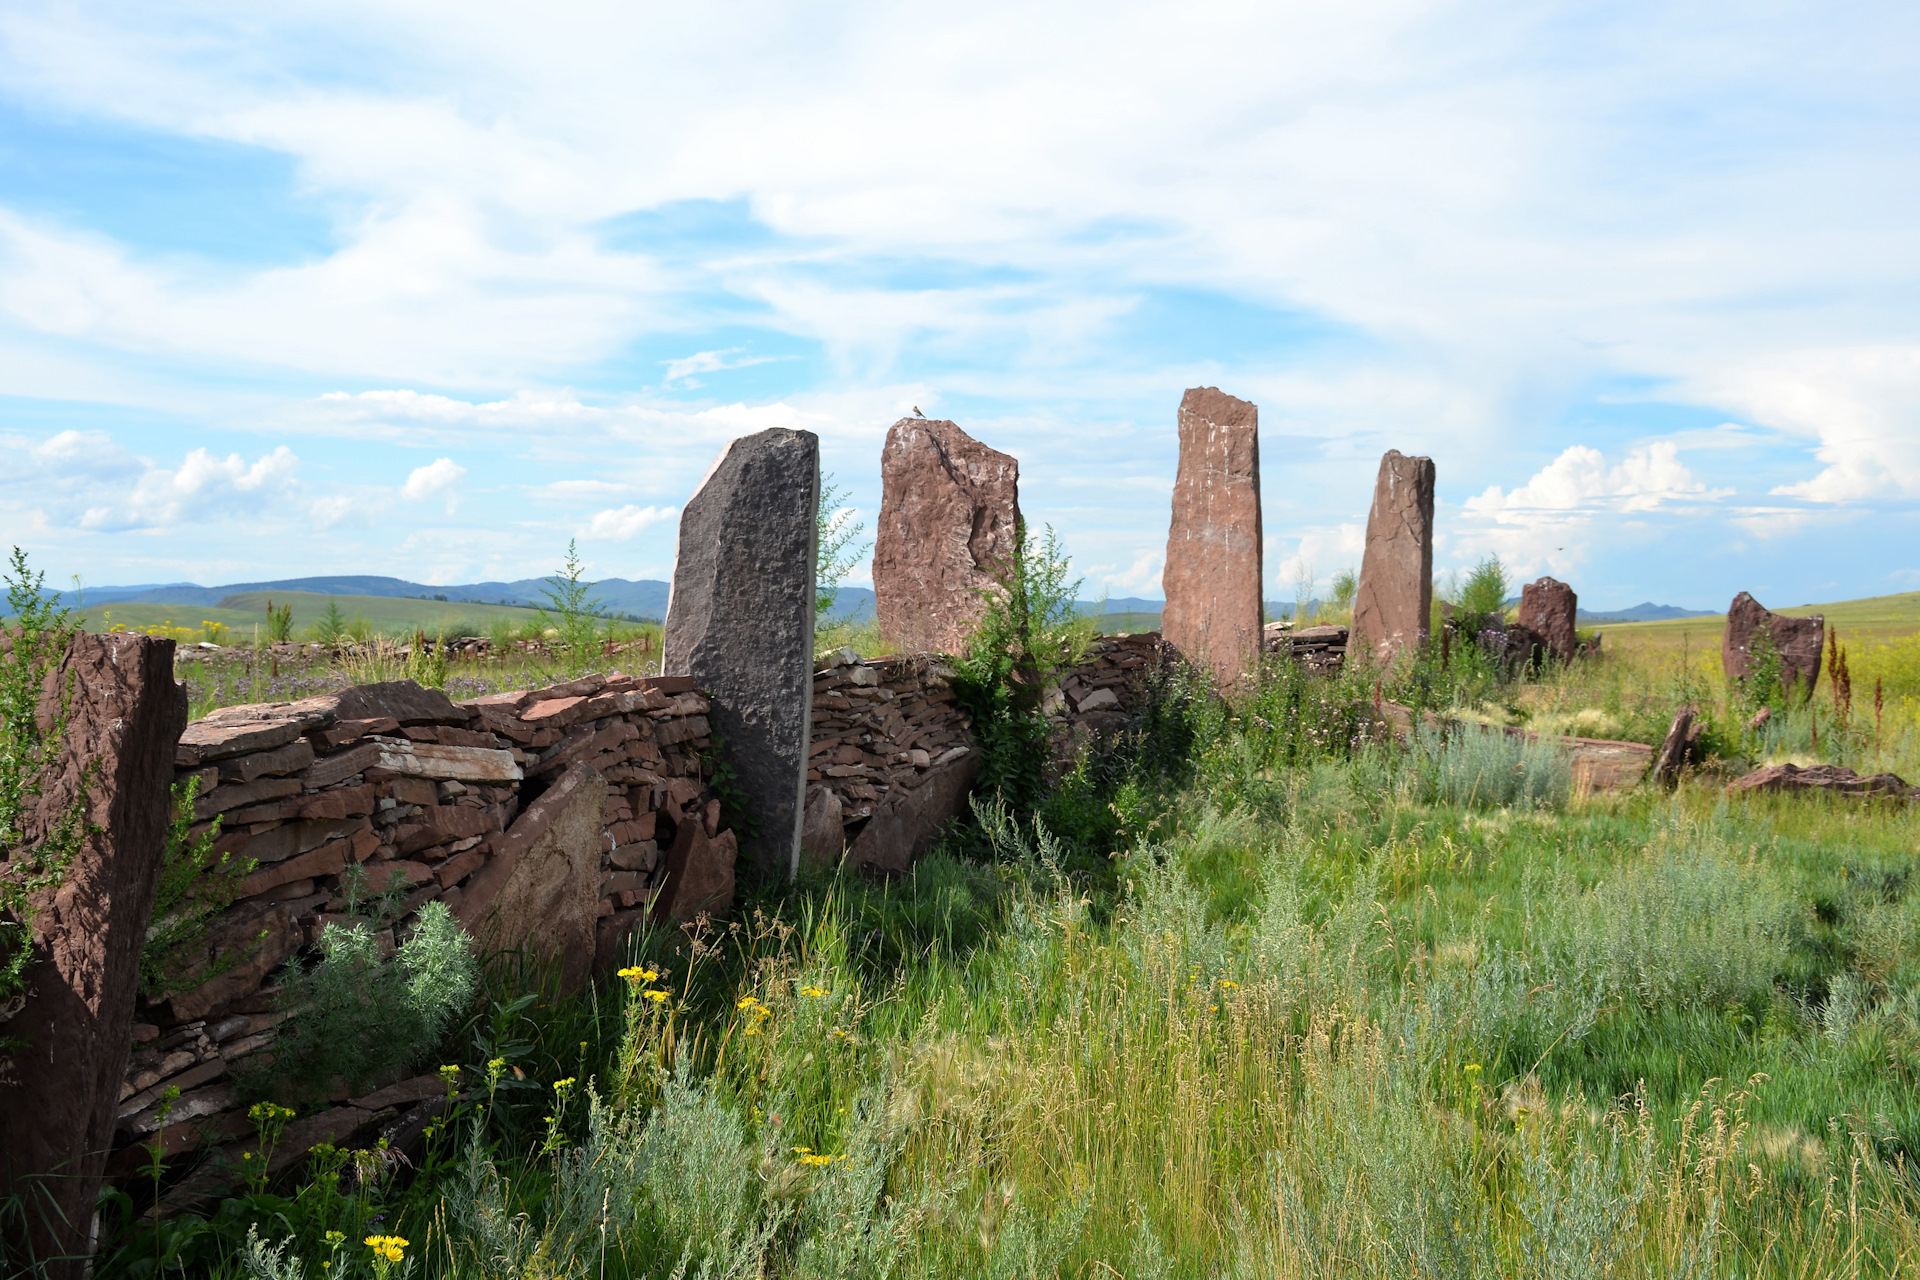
[[60, 574, 671, 621], [1579, 602, 1718, 624]]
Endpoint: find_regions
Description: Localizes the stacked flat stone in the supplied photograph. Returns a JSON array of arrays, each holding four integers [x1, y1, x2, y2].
[[1042, 633, 1170, 771], [804, 651, 974, 869], [116, 673, 724, 1211], [1261, 623, 1349, 674]]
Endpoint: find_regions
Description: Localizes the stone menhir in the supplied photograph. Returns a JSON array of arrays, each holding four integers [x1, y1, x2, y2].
[[1160, 387, 1263, 686], [1352, 450, 1436, 664], [1517, 576, 1579, 664], [873, 417, 1021, 655], [665, 427, 818, 882], [1722, 591, 1824, 701], [0, 633, 187, 1278]]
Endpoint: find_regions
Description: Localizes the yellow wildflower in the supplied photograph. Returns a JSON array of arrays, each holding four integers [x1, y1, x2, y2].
[[800, 985, 828, 998], [644, 989, 668, 1004]]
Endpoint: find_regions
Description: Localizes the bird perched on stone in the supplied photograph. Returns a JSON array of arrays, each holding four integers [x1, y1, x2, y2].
[[912, 406, 924, 417]]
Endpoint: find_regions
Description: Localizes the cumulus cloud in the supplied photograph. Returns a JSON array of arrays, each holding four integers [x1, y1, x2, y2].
[[81, 445, 298, 531], [1465, 443, 1721, 523], [581, 504, 675, 540], [400, 457, 466, 510]]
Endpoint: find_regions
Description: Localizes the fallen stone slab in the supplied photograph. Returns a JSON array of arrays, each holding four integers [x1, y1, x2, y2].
[[1727, 762, 1916, 799]]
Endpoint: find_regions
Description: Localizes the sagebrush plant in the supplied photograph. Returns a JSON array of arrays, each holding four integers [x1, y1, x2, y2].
[[256, 901, 478, 1104], [0, 546, 92, 1028]]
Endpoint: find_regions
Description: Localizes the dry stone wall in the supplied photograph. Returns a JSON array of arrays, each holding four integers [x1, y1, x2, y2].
[[113, 672, 721, 1199]]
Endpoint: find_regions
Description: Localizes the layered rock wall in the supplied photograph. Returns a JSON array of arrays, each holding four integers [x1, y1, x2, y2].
[[111, 672, 719, 1207]]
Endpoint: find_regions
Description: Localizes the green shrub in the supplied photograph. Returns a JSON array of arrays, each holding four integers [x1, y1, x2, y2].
[[1454, 554, 1510, 636], [815, 471, 870, 640], [536, 540, 608, 675], [258, 901, 478, 1103], [306, 599, 347, 645]]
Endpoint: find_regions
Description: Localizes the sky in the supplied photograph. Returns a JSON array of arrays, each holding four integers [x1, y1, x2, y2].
[[1, 1, 1917, 612]]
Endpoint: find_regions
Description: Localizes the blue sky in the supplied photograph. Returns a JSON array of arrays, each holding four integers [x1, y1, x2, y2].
[[2, 1, 1918, 611]]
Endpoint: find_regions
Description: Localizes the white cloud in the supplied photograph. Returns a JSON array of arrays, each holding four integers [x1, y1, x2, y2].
[[580, 504, 675, 540], [1272, 522, 1365, 595], [1465, 442, 1720, 522], [400, 456, 466, 510], [80, 445, 299, 531], [662, 348, 778, 387]]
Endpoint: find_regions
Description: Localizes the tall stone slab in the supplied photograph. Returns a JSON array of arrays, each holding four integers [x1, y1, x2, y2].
[[1160, 387, 1263, 686], [664, 428, 818, 883], [1351, 450, 1436, 665], [873, 418, 1021, 654], [1723, 591, 1824, 701], [0, 633, 187, 1278], [1517, 576, 1579, 664]]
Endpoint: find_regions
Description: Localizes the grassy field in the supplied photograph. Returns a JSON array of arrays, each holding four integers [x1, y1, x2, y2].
[[83, 618, 1920, 1280], [81, 590, 548, 643]]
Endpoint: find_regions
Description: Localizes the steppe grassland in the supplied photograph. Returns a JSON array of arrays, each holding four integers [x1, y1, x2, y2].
[[158, 647, 1920, 1280]]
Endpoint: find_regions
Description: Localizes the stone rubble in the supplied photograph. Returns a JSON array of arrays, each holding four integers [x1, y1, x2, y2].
[[1262, 623, 1349, 674]]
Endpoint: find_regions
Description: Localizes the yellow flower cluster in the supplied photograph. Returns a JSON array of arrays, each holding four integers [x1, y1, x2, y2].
[[800, 985, 828, 998], [247, 1101, 296, 1124], [737, 994, 773, 1035], [620, 966, 671, 1007], [365, 1235, 408, 1262], [790, 1146, 844, 1167]]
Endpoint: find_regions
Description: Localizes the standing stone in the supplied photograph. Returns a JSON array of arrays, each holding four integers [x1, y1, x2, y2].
[[1351, 450, 1436, 665], [1723, 591, 1824, 701], [1517, 576, 1579, 664], [0, 633, 187, 1278], [665, 428, 818, 883], [1161, 387, 1263, 686], [874, 418, 1021, 655]]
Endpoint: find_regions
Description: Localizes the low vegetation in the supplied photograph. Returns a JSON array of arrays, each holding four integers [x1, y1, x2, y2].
[[25, 544, 1920, 1276]]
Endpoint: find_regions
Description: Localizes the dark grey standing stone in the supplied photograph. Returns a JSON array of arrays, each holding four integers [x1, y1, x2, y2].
[[664, 428, 818, 882]]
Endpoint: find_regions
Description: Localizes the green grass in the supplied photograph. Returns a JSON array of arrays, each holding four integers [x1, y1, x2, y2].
[[90, 643, 1920, 1279], [83, 590, 546, 642]]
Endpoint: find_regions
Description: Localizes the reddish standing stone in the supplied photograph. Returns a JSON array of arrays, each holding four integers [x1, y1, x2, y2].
[[1160, 388, 1263, 686], [1352, 450, 1436, 665], [1722, 591, 1824, 701], [874, 418, 1021, 655], [0, 633, 187, 1277], [1517, 576, 1579, 664]]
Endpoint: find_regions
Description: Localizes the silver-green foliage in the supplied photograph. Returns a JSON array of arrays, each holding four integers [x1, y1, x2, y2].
[[1409, 723, 1570, 811], [264, 901, 479, 1101]]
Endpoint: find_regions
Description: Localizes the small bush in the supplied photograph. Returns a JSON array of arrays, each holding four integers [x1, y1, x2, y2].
[[257, 901, 478, 1103]]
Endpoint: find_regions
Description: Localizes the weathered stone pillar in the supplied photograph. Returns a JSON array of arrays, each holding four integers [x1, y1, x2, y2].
[[1723, 591, 1824, 701], [0, 632, 186, 1277], [1517, 576, 1579, 664], [1351, 450, 1436, 665], [664, 428, 818, 883], [873, 417, 1021, 655], [1160, 387, 1263, 686]]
